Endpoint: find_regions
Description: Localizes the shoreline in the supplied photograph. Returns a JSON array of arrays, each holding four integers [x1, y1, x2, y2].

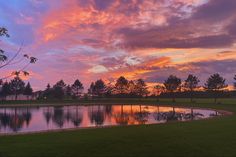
[[0, 104, 233, 136]]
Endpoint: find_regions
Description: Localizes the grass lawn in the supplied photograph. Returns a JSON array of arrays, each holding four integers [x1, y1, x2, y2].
[[0, 98, 236, 157]]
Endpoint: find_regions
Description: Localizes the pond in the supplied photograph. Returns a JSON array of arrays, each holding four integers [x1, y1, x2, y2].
[[0, 105, 221, 134]]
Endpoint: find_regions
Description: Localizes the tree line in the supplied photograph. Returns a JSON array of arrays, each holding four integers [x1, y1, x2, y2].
[[39, 73, 234, 102], [1, 73, 235, 102], [0, 77, 33, 100]]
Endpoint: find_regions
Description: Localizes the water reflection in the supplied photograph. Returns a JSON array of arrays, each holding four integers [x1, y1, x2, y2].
[[0, 105, 221, 134], [0, 107, 32, 132]]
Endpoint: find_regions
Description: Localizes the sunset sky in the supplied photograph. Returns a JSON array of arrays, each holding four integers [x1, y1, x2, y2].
[[0, 0, 236, 90]]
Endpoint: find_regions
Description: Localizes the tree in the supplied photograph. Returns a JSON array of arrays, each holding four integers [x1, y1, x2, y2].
[[88, 82, 95, 95], [234, 75, 236, 90], [104, 82, 114, 97], [134, 79, 149, 97], [164, 75, 181, 102], [93, 79, 106, 97], [0, 81, 11, 99], [9, 77, 25, 100], [52, 80, 66, 99], [204, 73, 228, 103], [114, 76, 129, 95], [42, 83, 52, 99], [0, 27, 37, 81], [0, 27, 9, 62], [24, 82, 33, 100], [184, 74, 200, 102], [153, 84, 165, 102], [71, 79, 84, 98], [127, 80, 136, 96], [65, 85, 72, 98]]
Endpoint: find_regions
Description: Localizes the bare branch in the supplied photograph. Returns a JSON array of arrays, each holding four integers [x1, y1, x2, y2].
[[0, 43, 24, 69]]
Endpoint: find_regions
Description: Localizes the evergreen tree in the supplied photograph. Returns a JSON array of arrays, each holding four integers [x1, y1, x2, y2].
[[234, 75, 236, 90], [153, 84, 165, 101], [164, 75, 181, 102], [9, 77, 25, 100], [88, 82, 95, 95], [0, 81, 11, 99], [205, 73, 227, 103], [52, 80, 66, 99], [184, 74, 200, 102], [65, 85, 72, 98], [93, 79, 106, 97], [71, 79, 84, 98], [24, 82, 33, 99], [135, 79, 149, 97], [114, 76, 129, 95]]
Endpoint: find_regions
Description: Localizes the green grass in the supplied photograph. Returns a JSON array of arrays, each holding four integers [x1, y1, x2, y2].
[[0, 98, 236, 157], [1, 97, 236, 106]]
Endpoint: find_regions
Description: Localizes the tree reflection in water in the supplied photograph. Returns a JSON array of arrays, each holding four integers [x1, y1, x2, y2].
[[43, 107, 53, 126], [0, 105, 221, 134], [70, 106, 83, 127], [65, 106, 72, 123], [114, 105, 129, 125], [52, 107, 65, 128], [133, 105, 150, 124], [0, 107, 32, 132], [23, 107, 32, 127], [153, 107, 205, 122], [88, 105, 105, 126]]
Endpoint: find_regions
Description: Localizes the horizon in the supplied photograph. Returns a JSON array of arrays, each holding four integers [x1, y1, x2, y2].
[[1, 0, 236, 90]]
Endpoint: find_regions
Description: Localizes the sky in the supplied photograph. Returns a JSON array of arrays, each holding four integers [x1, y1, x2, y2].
[[0, 0, 236, 90]]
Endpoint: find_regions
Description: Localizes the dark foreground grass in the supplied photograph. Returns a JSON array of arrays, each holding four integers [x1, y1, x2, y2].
[[0, 99, 236, 157]]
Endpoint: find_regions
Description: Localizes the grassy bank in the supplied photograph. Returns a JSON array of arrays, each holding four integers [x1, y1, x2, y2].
[[0, 98, 236, 107], [0, 99, 236, 157]]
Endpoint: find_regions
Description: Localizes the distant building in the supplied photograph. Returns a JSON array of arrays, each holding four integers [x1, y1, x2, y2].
[[0, 91, 41, 101], [4, 94, 37, 100]]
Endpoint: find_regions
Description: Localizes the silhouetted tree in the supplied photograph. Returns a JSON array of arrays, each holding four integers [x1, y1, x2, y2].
[[164, 75, 181, 102], [153, 84, 165, 101], [135, 79, 149, 97], [0, 27, 37, 80], [127, 80, 136, 96], [0, 27, 9, 63], [71, 79, 84, 98], [234, 75, 236, 90], [52, 80, 66, 99], [9, 77, 25, 100], [0, 81, 11, 99], [205, 73, 228, 103], [88, 82, 95, 95], [184, 74, 200, 102], [93, 79, 106, 97], [42, 84, 53, 99], [65, 85, 72, 98], [104, 82, 114, 97], [114, 76, 129, 95], [24, 82, 33, 100]]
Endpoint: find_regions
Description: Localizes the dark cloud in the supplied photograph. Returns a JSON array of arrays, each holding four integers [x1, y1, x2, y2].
[[118, 31, 234, 49], [227, 19, 236, 36], [116, 0, 236, 49], [81, 38, 106, 47], [101, 56, 125, 68], [93, 0, 115, 10], [192, 0, 236, 22], [142, 59, 236, 85]]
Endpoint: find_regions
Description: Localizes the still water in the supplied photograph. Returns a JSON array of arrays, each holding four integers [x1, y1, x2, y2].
[[0, 105, 221, 134]]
